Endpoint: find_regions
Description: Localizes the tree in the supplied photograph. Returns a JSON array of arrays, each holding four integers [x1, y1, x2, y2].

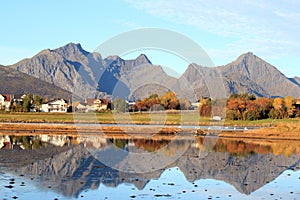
[[143, 93, 161, 111], [272, 98, 287, 119], [113, 98, 127, 113], [33, 95, 43, 112], [256, 98, 272, 119], [226, 97, 248, 120], [285, 96, 296, 117], [179, 98, 191, 110], [135, 100, 143, 112], [22, 94, 32, 112], [160, 91, 179, 110], [246, 100, 260, 120], [272, 98, 284, 110], [199, 98, 212, 117]]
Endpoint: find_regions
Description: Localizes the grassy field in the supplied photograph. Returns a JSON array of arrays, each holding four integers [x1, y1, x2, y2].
[[0, 111, 203, 124], [0, 111, 299, 127]]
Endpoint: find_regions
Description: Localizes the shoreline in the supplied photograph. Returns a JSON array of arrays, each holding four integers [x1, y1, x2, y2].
[[1, 122, 300, 141]]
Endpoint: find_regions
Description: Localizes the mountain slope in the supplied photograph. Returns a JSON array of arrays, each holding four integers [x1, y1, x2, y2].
[[219, 52, 300, 97], [289, 76, 300, 87], [0, 65, 72, 99], [181, 52, 300, 98], [10, 43, 104, 98]]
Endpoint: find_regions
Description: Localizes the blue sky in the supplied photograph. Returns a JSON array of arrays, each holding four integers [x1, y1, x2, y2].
[[0, 0, 299, 77]]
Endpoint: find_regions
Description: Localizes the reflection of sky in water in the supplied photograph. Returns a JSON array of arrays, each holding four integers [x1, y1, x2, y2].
[[1, 167, 299, 200]]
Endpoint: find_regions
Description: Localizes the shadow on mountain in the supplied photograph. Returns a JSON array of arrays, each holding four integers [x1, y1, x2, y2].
[[97, 69, 130, 99]]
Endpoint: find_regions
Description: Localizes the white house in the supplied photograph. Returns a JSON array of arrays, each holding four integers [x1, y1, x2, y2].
[[41, 99, 68, 112], [0, 94, 5, 110], [212, 116, 222, 121], [0, 94, 12, 111], [191, 102, 200, 110]]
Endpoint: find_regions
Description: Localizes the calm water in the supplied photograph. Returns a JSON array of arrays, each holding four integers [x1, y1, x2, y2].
[[0, 133, 300, 200]]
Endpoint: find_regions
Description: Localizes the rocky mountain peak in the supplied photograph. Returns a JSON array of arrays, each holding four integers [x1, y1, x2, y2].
[[53, 43, 89, 58], [234, 52, 257, 64], [61, 42, 84, 51], [135, 54, 152, 65]]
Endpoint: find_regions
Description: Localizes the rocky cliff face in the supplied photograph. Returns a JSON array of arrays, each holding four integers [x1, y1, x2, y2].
[[7, 44, 300, 99]]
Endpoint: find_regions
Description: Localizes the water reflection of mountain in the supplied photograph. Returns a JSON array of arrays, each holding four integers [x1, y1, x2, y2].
[[0, 134, 300, 197]]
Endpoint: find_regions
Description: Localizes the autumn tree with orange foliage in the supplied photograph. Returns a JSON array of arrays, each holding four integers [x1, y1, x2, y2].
[[160, 91, 179, 110], [198, 98, 212, 117], [225, 93, 297, 120], [285, 96, 296, 117], [269, 97, 288, 119]]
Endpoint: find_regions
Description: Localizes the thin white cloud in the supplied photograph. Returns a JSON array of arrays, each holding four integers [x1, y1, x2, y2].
[[124, 0, 300, 61]]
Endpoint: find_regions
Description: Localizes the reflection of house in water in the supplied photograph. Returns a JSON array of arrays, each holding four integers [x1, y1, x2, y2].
[[39, 135, 79, 146], [78, 136, 108, 149], [0, 135, 25, 149], [0, 135, 11, 149]]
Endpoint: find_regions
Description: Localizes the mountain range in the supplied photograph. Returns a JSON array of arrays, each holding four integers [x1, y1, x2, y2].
[[1, 43, 300, 100]]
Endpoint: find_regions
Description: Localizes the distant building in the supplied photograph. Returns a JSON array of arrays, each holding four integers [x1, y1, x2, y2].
[[295, 99, 300, 110], [85, 98, 110, 111], [13, 94, 26, 104], [0, 94, 5, 110], [191, 102, 200, 110], [72, 102, 87, 112], [41, 99, 68, 112], [127, 101, 137, 112], [0, 94, 13, 111], [212, 116, 222, 121]]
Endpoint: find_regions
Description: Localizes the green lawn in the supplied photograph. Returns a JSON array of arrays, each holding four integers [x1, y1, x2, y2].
[[0, 111, 299, 126]]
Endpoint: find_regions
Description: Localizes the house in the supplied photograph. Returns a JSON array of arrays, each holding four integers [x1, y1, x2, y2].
[[191, 102, 200, 110], [128, 101, 137, 112], [212, 116, 222, 121], [295, 99, 300, 110], [13, 94, 26, 104], [85, 98, 110, 111], [72, 102, 87, 112], [41, 99, 68, 112], [0, 94, 5, 110], [0, 94, 12, 111]]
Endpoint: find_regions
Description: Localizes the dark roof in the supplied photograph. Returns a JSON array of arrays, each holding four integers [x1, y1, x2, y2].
[[13, 94, 25, 100]]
